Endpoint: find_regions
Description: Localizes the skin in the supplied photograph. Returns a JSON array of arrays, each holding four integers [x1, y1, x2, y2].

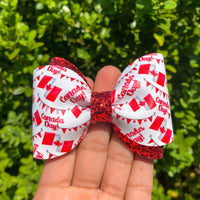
[[33, 65, 153, 200]]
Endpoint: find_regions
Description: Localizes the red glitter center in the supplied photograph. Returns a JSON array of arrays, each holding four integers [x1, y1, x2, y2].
[[90, 91, 112, 124]]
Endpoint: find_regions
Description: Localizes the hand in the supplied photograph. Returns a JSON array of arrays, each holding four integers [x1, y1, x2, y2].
[[33, 65, 153, 200]]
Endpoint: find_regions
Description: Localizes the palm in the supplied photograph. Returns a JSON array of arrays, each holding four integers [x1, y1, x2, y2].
[[35, 185, 147, 200], [34, 66, 153, 200]]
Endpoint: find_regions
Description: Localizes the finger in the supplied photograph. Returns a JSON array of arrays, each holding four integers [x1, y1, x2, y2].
[[36, 150, 76, 191], [72, 66, 121, 189], [35, 77, 95, 191], [93, 66, 121, 92], [125, 154, 153, 200], [85, 76, 94, 90], [100, 133, 134, 199]]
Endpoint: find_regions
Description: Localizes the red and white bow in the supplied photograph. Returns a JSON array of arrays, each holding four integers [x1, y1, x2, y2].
[[32, 53, 173, 160]]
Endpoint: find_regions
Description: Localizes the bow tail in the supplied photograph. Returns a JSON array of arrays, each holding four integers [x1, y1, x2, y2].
[[112, 124, 163, 159]]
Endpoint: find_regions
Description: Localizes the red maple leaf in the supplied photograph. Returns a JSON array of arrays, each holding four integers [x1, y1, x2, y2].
[[46, 84, 52, 91], [150, 70, 158, 77], [160, 126, 166, 134], [54, 140, 63, 147], [139, 101, 145, 106]]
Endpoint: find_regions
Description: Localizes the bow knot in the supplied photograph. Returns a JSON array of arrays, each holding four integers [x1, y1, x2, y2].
[[91, 91, 112, 124]]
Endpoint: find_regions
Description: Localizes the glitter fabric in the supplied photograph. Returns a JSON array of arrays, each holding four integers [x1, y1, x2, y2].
[[91, 91, 112, 124], [113, 125, 163, 159], [49, 57, 88, 85]]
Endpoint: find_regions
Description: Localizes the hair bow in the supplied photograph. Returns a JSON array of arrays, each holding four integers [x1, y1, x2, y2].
[[32, 53, 173, 160]]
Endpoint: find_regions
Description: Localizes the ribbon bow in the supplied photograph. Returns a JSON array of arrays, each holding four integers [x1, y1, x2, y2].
[[32, 53, 173, 160]]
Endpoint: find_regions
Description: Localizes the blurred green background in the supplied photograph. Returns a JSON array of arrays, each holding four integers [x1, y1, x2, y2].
[[0, 0, 200, 199]]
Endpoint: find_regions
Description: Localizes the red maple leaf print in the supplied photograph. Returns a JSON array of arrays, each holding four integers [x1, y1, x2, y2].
[[139, 101, 146, 106], [54, 140, 63, 147], [150, 70, 158, 77], [46, 84, 52, 91], [160, 126, 166, 134]]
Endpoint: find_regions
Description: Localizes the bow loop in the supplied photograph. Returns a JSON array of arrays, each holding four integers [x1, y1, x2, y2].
[[32, 65, 91, 130]]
